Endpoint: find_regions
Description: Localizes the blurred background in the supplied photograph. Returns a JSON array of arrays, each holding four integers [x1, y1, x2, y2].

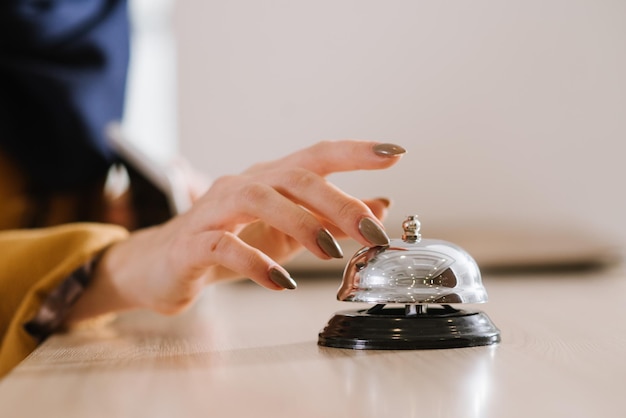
[[124, 0, 626, 272]]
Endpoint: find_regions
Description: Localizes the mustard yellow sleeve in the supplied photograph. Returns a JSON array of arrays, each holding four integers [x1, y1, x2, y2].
[[0, 223, 128, 377]]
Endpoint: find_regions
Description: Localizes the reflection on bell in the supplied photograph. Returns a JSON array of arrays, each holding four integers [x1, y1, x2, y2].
[[318, 215, 501, 350]]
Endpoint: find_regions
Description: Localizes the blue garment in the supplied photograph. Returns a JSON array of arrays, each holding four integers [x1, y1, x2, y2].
[[0, 0, 129, 191]]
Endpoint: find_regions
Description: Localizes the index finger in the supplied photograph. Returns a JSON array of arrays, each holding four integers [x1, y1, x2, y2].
[[248, 140, 406, 177]]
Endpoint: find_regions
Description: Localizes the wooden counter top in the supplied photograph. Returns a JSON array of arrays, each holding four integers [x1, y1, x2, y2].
[[1, 266, 625, 417]]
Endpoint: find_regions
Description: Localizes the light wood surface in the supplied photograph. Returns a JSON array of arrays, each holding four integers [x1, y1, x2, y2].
[[1, 265, 626, 418]]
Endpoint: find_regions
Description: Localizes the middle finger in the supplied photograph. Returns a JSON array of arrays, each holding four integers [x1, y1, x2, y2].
[[266, 167, 390, 248]]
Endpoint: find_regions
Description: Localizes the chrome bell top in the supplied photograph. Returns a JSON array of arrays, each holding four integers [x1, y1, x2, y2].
[[337, 215, 487, 304]]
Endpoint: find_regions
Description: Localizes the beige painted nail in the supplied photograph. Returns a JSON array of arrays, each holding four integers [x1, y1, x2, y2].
[[372, 143, 407, 157], [269, 267, 297, 290], [376, 197, 392, 208], [359, 217, 390, 246], [316, 229, 344, 259]]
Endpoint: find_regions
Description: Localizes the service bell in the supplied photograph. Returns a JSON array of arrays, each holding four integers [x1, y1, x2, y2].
[[338, 215, 487, 304], [318, 215, 501, 350]]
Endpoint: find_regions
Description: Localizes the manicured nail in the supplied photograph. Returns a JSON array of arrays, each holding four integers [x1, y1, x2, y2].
[[316, 229, 344, 258], [373, 143, 406, 157], [376, 197, 392, 209], [269, 267, 297, 290], [359, 217, 390, 246]]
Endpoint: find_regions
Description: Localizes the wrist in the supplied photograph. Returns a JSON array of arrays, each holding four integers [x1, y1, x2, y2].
[[63, 234, 144, 325]]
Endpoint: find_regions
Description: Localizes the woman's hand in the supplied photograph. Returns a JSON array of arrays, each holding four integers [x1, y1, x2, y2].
[[66, 140, 406, 321]]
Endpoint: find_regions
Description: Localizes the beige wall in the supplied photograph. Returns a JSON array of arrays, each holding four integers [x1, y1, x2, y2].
[[174, 1, 626, 259]]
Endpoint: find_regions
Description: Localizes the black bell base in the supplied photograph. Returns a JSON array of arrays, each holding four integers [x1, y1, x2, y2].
[[318, 305, 500, 350]]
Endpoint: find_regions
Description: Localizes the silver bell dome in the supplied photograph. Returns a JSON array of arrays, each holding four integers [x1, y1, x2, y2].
[[337, 215, 487, 304]]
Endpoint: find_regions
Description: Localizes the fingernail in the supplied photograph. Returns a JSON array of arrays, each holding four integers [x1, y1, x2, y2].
[[317, 229, 344, 258], [376, 197, 392, 208], [359, 217, 390, 246], [373, 143, 406, 157], [269, 267, 297, 290]]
